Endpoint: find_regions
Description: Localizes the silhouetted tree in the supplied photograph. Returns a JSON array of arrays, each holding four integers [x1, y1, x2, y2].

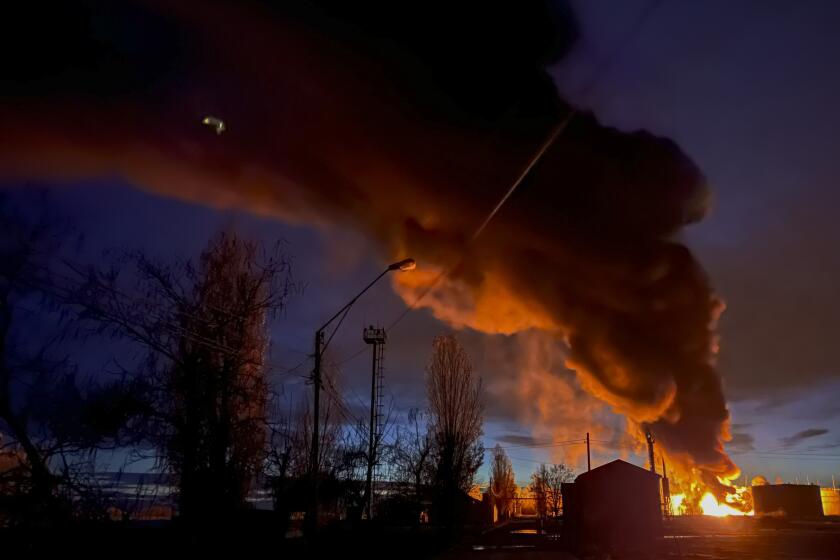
[[267, 384, 351, 522], [489, 444, 516, 520], [530, 464, 548, 519], [166, 233, 277, 520], [392, 408, 433, 505], [425, 334, 483, 527], [266, 396, 309, 513], [71, 231, 294, 522], [0, 195, 140, 524], [531, 462, 574, 518], [0, 197, 63, 509]]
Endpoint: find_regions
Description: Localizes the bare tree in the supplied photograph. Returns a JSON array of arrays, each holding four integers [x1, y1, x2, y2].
[[265, 367, 365, 524], [530, 464, 549, 519], [0, 198, 63, 507], [267, 392, 330, 526], [425, 334, 483, 525], [166, 233, 275, 519], [392, 408, 433, 503], [70, 231, 294, 521], [0, 196, 140, 524], [266, 395, 310, 502], [489, 444, 516, 520], [531, 463, 574, 518]]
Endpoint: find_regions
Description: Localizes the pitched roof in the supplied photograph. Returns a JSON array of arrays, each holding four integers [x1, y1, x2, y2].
[[574, 459, 660, 484]]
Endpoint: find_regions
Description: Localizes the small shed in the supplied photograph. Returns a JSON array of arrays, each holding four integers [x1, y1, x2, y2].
[[562, 459, 662, 553], [752, 484, 824, 518]]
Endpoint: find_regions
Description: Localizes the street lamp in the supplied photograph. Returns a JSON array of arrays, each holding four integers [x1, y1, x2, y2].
[[389, 258, 416, 271], [308, 257, 415, 531]]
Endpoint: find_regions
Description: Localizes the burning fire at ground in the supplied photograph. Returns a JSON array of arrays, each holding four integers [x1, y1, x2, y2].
[[698, 493, 753, 517], [669, 480, 754, 516]]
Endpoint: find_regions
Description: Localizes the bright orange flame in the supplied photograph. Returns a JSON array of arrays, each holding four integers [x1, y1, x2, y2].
[[670, 493, 687, 515], [699, 492, 753, 517], [663, 467, 754, 516]]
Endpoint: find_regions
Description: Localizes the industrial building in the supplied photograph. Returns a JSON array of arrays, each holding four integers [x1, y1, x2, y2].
[[752, 483, 824, 518], [561, 459, 662, 553]]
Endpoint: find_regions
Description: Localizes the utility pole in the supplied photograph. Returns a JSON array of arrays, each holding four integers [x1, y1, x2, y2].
[[661, 457, 671, 517], [308, 329, 324, 535], [646, 432, 656, 474], [363, 326, 386, 520], [304, 258, 415, 535], [586, 432, 591, 471]]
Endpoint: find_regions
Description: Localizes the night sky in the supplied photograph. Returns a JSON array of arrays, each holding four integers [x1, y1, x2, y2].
[[2, 0, 839, 487]]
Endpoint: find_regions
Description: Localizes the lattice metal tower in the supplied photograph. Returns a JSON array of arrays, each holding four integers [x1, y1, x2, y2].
[[363, 325, 386, 520]]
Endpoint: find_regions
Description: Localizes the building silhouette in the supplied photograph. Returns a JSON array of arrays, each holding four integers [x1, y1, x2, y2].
[[752, 483, 824, 518], [561, 459, 662, 553]]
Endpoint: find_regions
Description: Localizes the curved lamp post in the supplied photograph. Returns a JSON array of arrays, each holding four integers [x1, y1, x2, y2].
[[309, 258, 415, 530]]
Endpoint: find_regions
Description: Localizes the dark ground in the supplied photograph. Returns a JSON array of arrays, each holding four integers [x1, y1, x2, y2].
[[437, 516, 840, 559], [3, 515, 840, 558]]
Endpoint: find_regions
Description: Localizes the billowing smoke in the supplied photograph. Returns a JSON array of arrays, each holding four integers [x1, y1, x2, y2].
[[0, 1, 739, 498], [480, 330, 635, 468]]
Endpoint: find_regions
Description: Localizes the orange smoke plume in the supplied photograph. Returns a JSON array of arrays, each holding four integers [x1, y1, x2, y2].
[[0, 1, 740, 504]]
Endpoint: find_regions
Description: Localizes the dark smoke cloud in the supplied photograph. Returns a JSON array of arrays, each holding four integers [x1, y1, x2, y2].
[[779, 428, 829, 449], [727, 432, 755, 453], [0, 1, 737, 491]]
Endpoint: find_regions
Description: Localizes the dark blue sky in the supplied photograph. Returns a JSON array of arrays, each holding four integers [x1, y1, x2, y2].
[[3, 0, 840, 486]]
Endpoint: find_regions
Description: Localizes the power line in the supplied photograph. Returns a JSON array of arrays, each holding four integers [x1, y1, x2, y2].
[[589, 438, 840, 463], [335, 346, 368, 367], [321, 375, 368, 437], [732, 451, 840, 460], [503, 453, 570, 467], [321, 388, 368, 444], [590, 439, 642, 449], [488, 438, 585, 451], [589, 438, 840, 459], [16, 273, 245, 358], [32, 259, 267, 328], [18, 260, 318, 376], [271, 356, 311, 378]]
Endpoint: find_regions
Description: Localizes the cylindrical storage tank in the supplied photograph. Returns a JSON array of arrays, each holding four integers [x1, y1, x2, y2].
[[752, 484, 824, 518]]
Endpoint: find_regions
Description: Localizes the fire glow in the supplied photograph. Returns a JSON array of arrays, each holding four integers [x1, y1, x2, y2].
[[669, 486, 754, 517], [699, 493, 753, 517]]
